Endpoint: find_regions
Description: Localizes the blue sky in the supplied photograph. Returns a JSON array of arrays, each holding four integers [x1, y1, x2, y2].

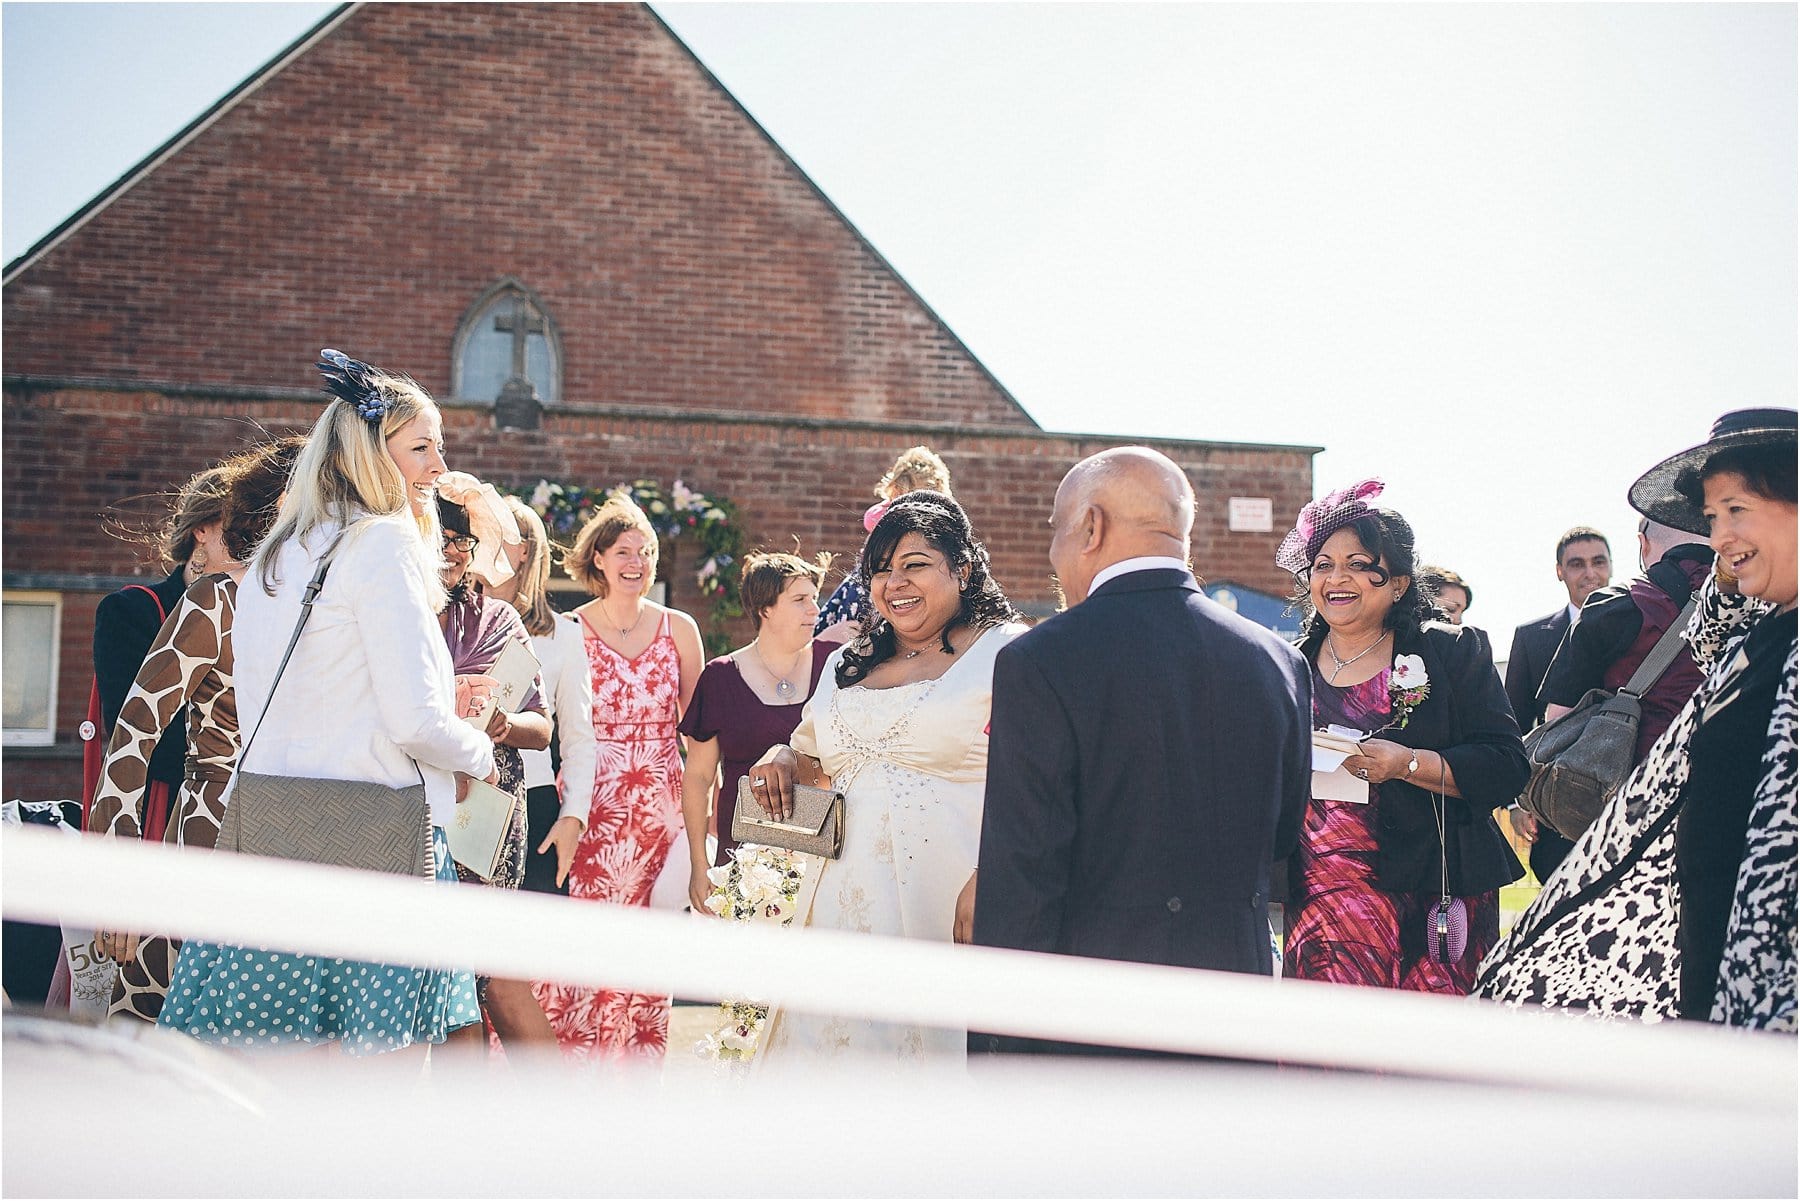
[[5, 2, 1795, 646]]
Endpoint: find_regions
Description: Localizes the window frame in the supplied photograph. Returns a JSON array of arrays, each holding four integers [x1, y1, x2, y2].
[[3, 590, 63, 746], [449, 277, 564, 406]]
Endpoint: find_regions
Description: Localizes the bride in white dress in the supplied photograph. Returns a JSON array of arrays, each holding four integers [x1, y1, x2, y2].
[[746, 491, 1025, 1063]]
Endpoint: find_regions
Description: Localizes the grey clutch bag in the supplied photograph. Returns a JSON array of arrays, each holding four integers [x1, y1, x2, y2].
[[216, 541, 433, 879], [731, 777, 845, 859]]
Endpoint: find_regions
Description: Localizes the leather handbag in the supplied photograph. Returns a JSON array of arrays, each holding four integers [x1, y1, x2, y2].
[[1517, 598, 1696, 842], [731, 776, 845, 859], [216, 544, 433, 879]]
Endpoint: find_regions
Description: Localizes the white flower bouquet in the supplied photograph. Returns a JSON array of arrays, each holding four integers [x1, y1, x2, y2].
[[695, 843, 804, 1063]]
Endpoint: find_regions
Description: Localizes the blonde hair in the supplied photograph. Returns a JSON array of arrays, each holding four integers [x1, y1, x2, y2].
[[565, 495, 659, 598], [254, 373, 443, 605], [504, 495, 559, 637], [741, 550, 830, 632], [876, 445, 952, 500]]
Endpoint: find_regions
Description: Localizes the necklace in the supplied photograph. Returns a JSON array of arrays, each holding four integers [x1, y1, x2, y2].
[[600, 601, 646, 641], [1325, 629, 1390, 683], [751, 639, 807, 701]]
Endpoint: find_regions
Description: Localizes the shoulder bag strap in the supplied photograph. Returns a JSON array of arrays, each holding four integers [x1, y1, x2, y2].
[[236, 533, 426, 787], [235, 554, 333, 771], [1617, 597, 1699, 699]]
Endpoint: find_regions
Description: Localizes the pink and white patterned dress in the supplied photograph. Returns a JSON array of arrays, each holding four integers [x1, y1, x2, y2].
[[534, 611, 684, 1059]]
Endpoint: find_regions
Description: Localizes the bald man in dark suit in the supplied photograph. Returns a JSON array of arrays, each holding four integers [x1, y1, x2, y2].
[[969, 447, 1311, 1056]]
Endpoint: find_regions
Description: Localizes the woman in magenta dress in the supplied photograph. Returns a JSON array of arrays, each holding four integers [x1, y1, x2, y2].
[[532, 495, 702, 1059], [1276, 480, 1527, 994], [678, 551, 835, 909]]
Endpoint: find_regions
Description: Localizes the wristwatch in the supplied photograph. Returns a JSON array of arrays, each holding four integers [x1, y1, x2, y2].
[[1403, 751, 1420, 779]]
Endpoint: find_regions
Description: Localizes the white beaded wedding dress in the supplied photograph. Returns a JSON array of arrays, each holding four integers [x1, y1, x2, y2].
[[760, 623, 1025, 1064]]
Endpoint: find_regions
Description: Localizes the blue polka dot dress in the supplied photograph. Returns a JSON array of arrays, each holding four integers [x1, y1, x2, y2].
[[157, 828, 480, 1056]]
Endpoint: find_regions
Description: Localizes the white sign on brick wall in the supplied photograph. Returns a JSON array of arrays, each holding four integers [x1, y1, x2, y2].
[[1228, 496, 1273, 533]]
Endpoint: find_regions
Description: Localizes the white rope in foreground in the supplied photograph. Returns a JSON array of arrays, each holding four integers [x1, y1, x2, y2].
[[4, 824, 1791, 1109]]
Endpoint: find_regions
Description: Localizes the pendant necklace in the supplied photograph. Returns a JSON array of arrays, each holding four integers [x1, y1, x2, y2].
[[603, 602, 645, 642], [753, 640, 805, 700], [1326, 629, 1389, 684]]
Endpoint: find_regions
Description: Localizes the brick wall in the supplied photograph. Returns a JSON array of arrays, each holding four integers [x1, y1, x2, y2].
[[3, 383, 1313, 802], [1, 2, 1314, 802], [3, 3, 1035, 431]]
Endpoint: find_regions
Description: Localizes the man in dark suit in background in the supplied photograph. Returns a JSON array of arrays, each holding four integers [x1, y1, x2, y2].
[[1503, 525, 1612, 880], [969, 447, 1311, 1056]]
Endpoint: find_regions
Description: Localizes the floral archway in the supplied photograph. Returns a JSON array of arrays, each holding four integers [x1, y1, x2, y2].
[[502, 478, 747, 654]]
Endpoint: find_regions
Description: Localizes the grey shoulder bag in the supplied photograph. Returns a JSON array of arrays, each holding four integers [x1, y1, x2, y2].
[[217, 547, 434, 878], [1517, 597, 1697, 842]]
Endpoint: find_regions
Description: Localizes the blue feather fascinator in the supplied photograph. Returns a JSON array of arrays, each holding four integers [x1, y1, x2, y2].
[[316, 348, 390, 425]]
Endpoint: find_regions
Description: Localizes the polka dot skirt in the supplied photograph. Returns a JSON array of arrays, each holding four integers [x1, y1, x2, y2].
[[157, 828, 480, 1056]]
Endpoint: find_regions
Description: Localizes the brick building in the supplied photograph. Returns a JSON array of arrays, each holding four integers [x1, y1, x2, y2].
[[2, 2, 1316, 802]]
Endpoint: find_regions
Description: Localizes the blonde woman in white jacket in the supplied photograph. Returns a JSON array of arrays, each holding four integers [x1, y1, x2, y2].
[[157, 351, 497, 1059]]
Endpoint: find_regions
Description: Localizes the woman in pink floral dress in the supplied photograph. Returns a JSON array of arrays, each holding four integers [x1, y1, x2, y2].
[[533, 496, 702, 1058]]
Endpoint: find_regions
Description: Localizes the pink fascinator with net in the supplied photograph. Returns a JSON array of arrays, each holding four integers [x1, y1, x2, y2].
[[1275, 478, 1385, 576], [436, 471, 523, 589]]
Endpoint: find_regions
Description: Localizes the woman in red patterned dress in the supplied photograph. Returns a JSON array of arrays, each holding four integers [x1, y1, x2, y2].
[[533, 495, 702, 1058]]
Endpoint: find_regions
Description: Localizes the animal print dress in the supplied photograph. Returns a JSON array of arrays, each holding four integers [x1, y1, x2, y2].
[[1475, 577, 1797, 1030], [88, 573, 239, 1022]]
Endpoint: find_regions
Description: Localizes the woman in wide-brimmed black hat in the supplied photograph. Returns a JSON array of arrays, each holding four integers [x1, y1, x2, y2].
[[1477, 408, 1796, 1030]]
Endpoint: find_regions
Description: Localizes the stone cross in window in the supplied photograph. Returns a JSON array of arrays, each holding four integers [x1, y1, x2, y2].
[[492, 294, 546, 431], [493, 294, 546, 384]]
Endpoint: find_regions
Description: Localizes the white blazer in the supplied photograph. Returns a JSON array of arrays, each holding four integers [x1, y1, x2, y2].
[[521, 611, 598, 825], [231, 512, 495, 828]]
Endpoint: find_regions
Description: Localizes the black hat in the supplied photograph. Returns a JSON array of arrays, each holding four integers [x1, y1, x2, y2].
[[1628, 409, 1797, 535]]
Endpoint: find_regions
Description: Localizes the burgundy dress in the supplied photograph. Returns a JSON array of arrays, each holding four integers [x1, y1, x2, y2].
[[1283, 666, 1499, 994], [677, 641, 834, 863]]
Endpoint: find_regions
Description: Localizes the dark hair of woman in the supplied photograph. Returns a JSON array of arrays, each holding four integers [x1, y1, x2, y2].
[[1675, 442, 1798, 511], [437, 494, 476, 606], [218, 435, 308, 562], [1290, 508, 1442, 658], [835, 490, 1019, 688]]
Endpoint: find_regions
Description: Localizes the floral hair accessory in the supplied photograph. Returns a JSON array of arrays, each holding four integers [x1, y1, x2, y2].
[[435, 471, 522, 589], [1275, 477, 1386, 576], [316, 348, 389, 426], [863, 499, 890, 533]]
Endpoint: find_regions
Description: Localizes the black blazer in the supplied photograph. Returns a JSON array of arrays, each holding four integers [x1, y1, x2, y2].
[[1504, 607, 1570, 731], [93, 567, 190, 791], [972, 569, 1311, 1052], [1341, 621, 1529, 896]]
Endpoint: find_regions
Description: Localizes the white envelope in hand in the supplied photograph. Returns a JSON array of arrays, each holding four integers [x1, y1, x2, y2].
[[466, 639, 541, 728], [447, 779, 519, 880], [1311, 726, 1371, 804]]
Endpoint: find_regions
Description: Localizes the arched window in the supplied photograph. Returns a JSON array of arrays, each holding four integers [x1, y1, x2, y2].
[[451, 279, 562, 405]]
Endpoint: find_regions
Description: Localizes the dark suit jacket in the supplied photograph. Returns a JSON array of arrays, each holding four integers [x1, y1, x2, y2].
[[971, 568, 1311, 1054], [93, 567, 190, 790], [1504, 607, 1570, 731], [1351, 622, 1529, 896]]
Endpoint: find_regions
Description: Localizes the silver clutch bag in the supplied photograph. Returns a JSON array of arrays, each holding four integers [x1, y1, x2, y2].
[[731, 777, 845, 859]]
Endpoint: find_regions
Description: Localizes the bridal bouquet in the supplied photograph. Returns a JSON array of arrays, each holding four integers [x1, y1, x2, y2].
[[695, 843, 804, 1064]]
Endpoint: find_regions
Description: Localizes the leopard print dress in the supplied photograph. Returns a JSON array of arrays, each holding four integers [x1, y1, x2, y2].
[[1474, 576, 1796, 1031], [88, 573, 239, 1022]]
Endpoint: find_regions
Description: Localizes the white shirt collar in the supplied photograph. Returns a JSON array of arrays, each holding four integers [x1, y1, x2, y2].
[[1567, 601, 1582, 626], [1090, 556, 1194, 595]]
